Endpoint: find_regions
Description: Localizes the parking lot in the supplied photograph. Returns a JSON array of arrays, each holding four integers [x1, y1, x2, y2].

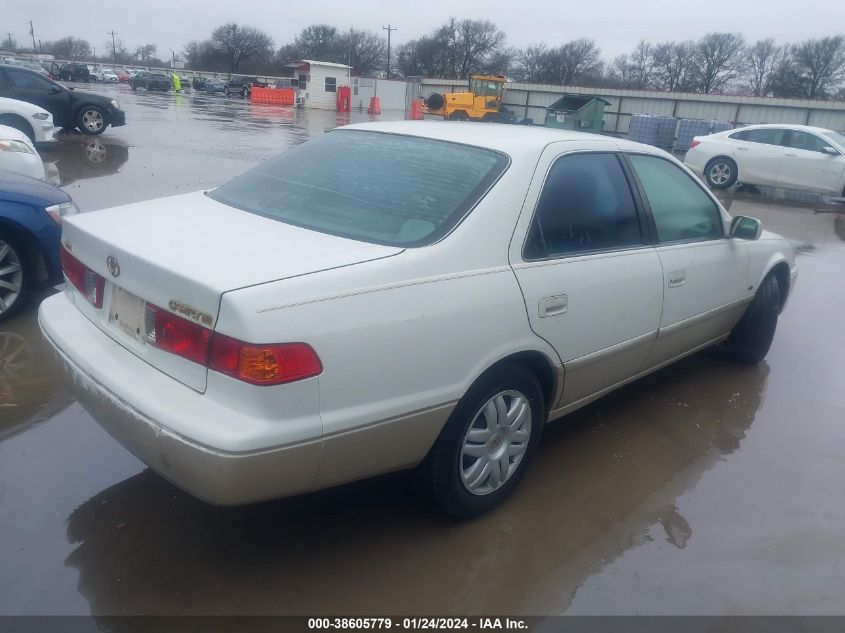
[[1, 84, 845, 616]]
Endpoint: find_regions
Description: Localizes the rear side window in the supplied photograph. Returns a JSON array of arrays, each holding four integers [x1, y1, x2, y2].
[[629, 154, 723, 243], [524, 153, 643, 259], [208, 130, 508, 247], [745, 128, 787, 146]]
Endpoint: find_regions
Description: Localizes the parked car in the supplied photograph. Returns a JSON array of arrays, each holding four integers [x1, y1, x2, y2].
[[224, 75, 267, 97], [51, 62, 91, 83], [129, 71, 170, 92], [195, 77, 227, 94], [97, 70, 119, 83], [0, 96, 58, 143], [685, 124, 845, 197], [0, 169, 78, 320], [0, 65, 126, 135], [0, 125, 44, 180], [39, 122, 796, 517], [116, 72, 130, 83], [41, 138, 129, 186]]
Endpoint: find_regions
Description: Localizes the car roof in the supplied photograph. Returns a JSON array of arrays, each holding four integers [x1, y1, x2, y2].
[[731, 123, 837, 135], [340, 121, 659, 157]]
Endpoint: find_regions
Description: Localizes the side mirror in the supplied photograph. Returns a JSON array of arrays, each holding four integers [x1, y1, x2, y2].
[[730, 215, 762, 240], [821, 146, 840, 156]]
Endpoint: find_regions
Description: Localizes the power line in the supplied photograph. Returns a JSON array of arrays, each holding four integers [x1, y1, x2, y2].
[[382, 24, 397, 79]]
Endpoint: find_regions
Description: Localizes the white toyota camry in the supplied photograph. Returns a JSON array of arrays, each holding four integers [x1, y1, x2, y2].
[[684, 123, 845, 196], [39, 122, 797, 517]]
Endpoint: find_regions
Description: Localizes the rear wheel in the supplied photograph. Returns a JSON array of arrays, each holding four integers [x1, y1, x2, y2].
[[421, 364, 544, 518], [77, 105, 107, 135], [723, 273, 781, 364], [449, 110, 469, 121], [0, 235, 28, 322], [704, 157, 738, 189]]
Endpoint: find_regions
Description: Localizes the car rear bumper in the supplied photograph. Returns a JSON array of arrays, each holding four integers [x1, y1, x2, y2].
[[38, 292, 323, 505]]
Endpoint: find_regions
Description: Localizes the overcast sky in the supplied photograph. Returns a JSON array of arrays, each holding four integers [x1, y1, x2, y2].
[[5, 0, 844, 60]]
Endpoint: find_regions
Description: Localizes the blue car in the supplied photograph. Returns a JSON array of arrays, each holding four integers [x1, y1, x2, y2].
[[0, 170, 78, 321]]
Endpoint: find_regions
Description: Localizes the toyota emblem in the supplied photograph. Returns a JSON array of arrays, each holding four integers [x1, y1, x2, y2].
[[106, 255, 120, 278]]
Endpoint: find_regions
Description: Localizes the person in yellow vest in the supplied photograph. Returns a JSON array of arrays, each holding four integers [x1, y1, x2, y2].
[[171, 72, 182, 92]]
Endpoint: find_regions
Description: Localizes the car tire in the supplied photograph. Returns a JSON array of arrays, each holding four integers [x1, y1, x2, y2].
[[0, 234, 29, 322], [242, 87, 250, 98], [449, 110, 469, 121], [421, 364, 544, 518], [704, 157, 738, 189], [223, 85, 230, 96], [723, 273, 781, 364], [76, 105, 107, 135], [0, 115, 35, 143]]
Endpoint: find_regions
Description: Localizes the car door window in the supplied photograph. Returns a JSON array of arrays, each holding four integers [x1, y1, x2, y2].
[[524, 152, 643, 259], [629, 154, 724, 243], [6, 69, 55, 91], [785, 131, 828, 153], [745, 128, 787, 146]]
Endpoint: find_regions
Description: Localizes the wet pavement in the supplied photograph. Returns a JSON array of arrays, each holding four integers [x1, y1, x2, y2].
[[1, 85, 845, 616]]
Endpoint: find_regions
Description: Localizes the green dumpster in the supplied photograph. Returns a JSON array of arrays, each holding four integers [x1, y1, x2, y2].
[[545, 95, 610, 133]]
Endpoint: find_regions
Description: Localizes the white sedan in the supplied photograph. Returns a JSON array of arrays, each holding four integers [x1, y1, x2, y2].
[[0, 124, 45, 180], [39, 122, 797, 517], [0, 96, 58, 143], [684, 123, 845, 196]]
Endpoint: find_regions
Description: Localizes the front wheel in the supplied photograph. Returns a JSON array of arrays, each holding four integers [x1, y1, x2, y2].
[[223, 85, 230, 96], [77, 106, 107, 135], [0, 235, 28, 322], [705, 157, 738, 189], [723, 273, 781, 364], [421, 365, 544, 518]]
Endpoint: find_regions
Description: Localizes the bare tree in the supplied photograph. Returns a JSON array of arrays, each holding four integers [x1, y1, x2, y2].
[[397, 34, 451, 78], [449, 18, 507, 78], [694, 32, 745, 93], [790, 36, 845, 98], [44, 36, 92, 60], [135, 44, 157, 65], [609, 41, 654, 88], [104, 37, 130, 64], [542, 38, 603, 85], [745, 39, 788, 96], [291, 24, 343, 62], [513, 44, 549, 82], [211, 23, 274, 74], [338, 29, 386, 75], [652, 41, 698, 92], [185, 40, 222, 71]]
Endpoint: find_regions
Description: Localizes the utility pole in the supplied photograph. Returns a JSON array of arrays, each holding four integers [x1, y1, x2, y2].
[[169, 47, 176, 68], [5, 33, 14, 52], [382, 24, 397, 79], [29, 21, 36, 52], [107, 30, 118, 65]]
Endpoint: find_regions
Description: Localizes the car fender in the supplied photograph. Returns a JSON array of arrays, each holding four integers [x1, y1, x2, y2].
[[745, 234, 795, 306]]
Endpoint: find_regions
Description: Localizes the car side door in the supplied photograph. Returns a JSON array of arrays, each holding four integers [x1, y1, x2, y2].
[[626, 153, 752, 369], [730, 128, 788, 186], [1, 68, 72, 128], [510, 144, 664, 411], [778, 130, 845, 194]]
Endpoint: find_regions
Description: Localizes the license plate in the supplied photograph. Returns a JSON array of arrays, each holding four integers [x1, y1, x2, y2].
[[109, 286, 147, 344]]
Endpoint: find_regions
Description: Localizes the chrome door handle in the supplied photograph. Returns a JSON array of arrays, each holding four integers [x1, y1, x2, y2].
[[784, 153, 798, 157], [668, 270, 686, 288], [539, 295, 567, 318]]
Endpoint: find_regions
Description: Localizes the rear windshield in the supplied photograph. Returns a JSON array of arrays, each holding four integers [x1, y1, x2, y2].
[[208, 130, 509, 246]]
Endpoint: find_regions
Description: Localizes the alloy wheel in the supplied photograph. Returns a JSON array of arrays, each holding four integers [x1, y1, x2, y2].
[[460, 390, 532, 495], [0, 240, 24, 316], [81, 109, 105, 133], [709, 162, 732, 185]]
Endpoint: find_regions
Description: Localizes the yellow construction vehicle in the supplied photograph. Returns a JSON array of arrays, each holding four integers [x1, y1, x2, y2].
[[424, 74, 511, 121]]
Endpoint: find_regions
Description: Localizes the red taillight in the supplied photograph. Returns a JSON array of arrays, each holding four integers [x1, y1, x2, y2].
[[142, 302, 322, 385], [690, 139, 701, 149], [209, 334, 322, 385], [61, 248, 105, 308], [144, 303, 213, 366]]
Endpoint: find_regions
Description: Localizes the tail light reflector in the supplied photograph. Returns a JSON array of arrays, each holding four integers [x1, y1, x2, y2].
[[141, 302, 322, 385], [690, 139, 701, 149], [61, 248, 105, 308], [144, 303, 213, 366], [210, 334, 322, 385]]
